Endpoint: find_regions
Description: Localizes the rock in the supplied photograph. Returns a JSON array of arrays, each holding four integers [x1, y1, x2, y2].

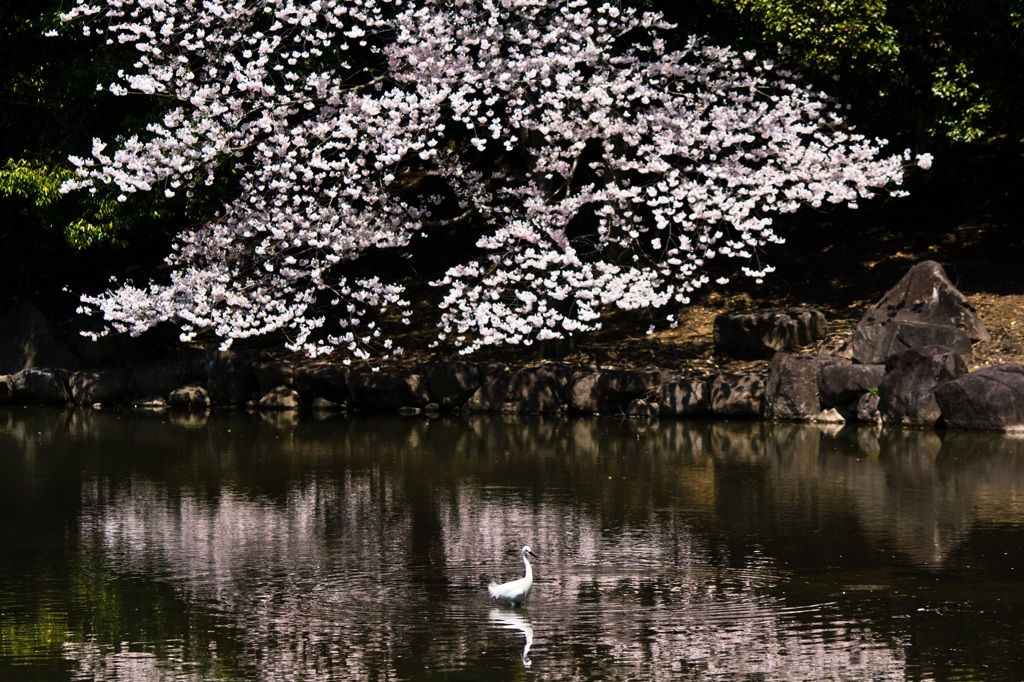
[[708, 372, 765, 418], [131, 396, 169, 411], [68, 368, 134, 405], [569, 368, 663, 414], [764, 353, 844, 421], [568, 371, 601, 413], [0, 298, 79, 374], [310, 396, 346, 414], [258, 385, 302, 411], [167, 385, 211, 410], [132, 362, 196, 398], [463, 372, 513, 413], [625, 398, 659, 418], [0, 375, 12, 403], [253, 360, 295, 394], [658, 378, 709, 417], [814, 407, 847, 423], [11, 368, 71, 404], [850, 261, 989, 364], [856, 392, 882, 424], [878, 345, 967, 427], [934, 363, 1024, 431], [348, 371, 429, 411], [426, 362, 483, 408], [713, 308, 827, 360], [819, 362, 885, 407], [294, 363, 348, 403], [506, 364, 570, 414], [204, 348, 259, 405]]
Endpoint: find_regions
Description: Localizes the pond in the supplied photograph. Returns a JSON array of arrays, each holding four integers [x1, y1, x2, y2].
[[2, 407, 1024, 680]]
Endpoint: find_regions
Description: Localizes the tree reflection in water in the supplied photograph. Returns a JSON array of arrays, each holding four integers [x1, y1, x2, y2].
[[3, 409, 1024, 680]]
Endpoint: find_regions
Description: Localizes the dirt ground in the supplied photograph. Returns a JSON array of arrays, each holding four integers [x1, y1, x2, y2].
[[383, 208, 1024, 376]]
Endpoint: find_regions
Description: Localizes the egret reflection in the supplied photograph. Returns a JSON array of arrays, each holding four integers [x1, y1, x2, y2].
[[490, 608, 534, 667]]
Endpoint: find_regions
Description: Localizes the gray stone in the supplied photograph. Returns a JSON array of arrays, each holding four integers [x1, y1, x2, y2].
[[310, 396, 346, 414], [168, 385, 211, 410], [68, 368, 134, 405], [878, 345, 967, 427], [427, 362, 483, 408], [659, 378, 709, 417], [258, 385, 302, 411], [569, 368, 663, 414], [463, 372, 513, 412], [934, 363, 1024, 431], [814, 407, 847, 423], [819, 362, 885, 407], [295, 363, 348, 403], [850, 261, 989, 364], [708, 372, 765, 418], [0, 299, 79, 374], [506, 364, 570, 414], [713, 308, 827, 360], [626, 398, 659, 418], [0, 375, 12, 403], [12, 368, 71, 404], [132, 362, 196, 398], [856, 392, 882, 424], [253, 360, 295, 394], [204, 348, 259, 405], [131, 396, 169, 411], [348, 371, 429, 411], [764, 353, 844, 421]]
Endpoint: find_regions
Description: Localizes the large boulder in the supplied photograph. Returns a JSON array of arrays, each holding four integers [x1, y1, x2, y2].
[[569, 368, 663, 414], [68, 368, 135, 405], [934, 364, 1024, 431], [253, 360, 295, 394], [463, 371, 513, 412], [132, 362, 196, 398], [659, 378, 709, 417], [258, 385, 303, 411], [713, 308, 827, 360], [167, 385, 211, 410], [506, 364, 570, 414], [204, 348, 259, 405], [427, 362, 484, 408], [11, 368, 71, 404], [764, 353, 844, 421], [850, 261, 989, 364], [878, 345, 967, 427], [708, 372, 765, 418], [0, 374, 14, 404], [0, 299, 79, 374], [348, 370, 429, 411], [294, 363, 349, 403], [819, 362, 885, 408]]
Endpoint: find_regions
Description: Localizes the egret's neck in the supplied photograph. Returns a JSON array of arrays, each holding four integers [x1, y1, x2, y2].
[[523, 554, 533, 581]]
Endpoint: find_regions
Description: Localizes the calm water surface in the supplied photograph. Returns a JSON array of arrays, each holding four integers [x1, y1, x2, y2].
[[2, 407, 1024, 680]]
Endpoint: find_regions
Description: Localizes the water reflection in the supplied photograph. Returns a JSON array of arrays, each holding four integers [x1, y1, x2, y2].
[[489, 608, 532, 667], [3, 408, 1024, 679]]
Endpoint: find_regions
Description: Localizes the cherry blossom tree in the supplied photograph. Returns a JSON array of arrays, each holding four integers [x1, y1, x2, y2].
[[61, 0, 929, 359]]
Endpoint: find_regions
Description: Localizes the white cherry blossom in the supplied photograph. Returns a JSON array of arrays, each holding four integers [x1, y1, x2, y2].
[[62, 0, 922, 357]]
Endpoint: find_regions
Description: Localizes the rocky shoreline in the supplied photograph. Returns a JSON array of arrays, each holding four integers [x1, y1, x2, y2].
[[2, 261, 1022, 432]]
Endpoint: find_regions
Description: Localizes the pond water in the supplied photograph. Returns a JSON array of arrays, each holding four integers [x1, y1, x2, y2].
[[2, 407, 1024, 680]]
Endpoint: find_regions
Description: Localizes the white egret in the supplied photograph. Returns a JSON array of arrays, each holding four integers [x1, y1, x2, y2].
[[488, 546, 538, 607]]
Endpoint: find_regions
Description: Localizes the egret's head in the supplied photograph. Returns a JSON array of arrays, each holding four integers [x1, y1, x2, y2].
[[522, 546, 538, 559]]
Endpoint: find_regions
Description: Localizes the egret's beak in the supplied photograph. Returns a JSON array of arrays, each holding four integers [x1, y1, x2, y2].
[[528, 549, 538, 559]]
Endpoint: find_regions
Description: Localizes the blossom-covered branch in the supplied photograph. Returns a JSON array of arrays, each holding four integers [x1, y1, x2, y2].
[[62, 0, 929, 358]]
